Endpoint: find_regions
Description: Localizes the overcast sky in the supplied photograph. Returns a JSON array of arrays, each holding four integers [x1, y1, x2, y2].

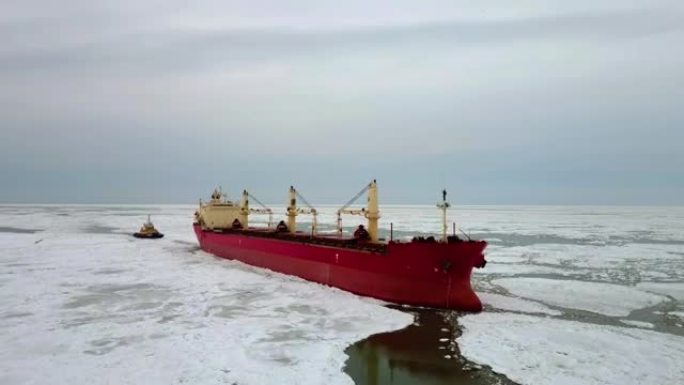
[[1, 1, 683, 204]]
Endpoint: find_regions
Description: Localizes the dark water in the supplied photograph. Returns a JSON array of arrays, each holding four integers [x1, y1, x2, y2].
[[0, 226, 42, 234], [344, 307, 517, 385]]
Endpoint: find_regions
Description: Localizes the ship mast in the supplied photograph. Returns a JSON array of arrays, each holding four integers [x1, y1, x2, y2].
[[337, 179, 380, 243], [286, 186, 318, 234], [367, 181, 380, 242], [286, 186, 297, 234], [239, 190, 249, 228]]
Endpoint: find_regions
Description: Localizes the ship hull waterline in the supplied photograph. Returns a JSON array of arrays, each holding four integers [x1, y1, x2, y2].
[[194, 224, 486, 311]]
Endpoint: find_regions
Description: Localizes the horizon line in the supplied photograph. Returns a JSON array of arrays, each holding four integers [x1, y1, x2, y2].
[[1, 202, 682, 208]]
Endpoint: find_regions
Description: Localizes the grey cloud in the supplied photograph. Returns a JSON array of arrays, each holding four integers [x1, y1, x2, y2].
[[1, 9, 683, 75], [1, 1, 683, 204]]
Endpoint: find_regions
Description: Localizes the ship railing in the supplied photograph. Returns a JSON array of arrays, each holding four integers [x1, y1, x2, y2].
[[208, 226, 388, 254]]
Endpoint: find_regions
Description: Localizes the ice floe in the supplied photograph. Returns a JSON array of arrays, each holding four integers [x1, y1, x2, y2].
[[668, 311, 684, 321], [619, 320, 654, 329], [636, 282, 684, 301], [473, 262, 577, 277], [3, 203, 684, 385], [477, 239, 684, 284], [493, 278, 668, 317], [459, 313, 684, 385], [478, 292, 561, 316], [0, 208, 412, 385]]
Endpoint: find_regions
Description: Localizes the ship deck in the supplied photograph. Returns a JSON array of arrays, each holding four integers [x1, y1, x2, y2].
[[199, 225, 389, 254]]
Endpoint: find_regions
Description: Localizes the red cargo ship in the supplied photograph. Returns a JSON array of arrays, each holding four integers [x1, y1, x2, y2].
[[193, 181, 487, 311]]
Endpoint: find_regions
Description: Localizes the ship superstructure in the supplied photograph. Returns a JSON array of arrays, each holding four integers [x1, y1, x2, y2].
[[193, 180, 486, 311]]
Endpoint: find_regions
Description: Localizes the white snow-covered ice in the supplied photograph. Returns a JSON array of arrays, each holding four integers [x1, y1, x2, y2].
[[620, 320, 655, 329], [0, 205, 413, 385], [478, 292, 561, 316], [460, 205, 684, 385], [636, 282, 684, 301], [492, 277, 667, 317], [458, 313, 684, 385], [2, 204, 684, 385]]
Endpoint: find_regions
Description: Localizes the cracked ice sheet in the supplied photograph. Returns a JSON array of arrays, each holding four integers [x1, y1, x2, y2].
[[478, 292, 561, 316], [0, 230, 412, 385], [619, 320, 654, 329], [458, 313, 684, 385], [453, 205, 684, 243], [492, 243, 684, 270], [478, 243, 684, 282], [473, 262, 584, 277], [636, 282, 684, 301], [492, 278, 668, 317]]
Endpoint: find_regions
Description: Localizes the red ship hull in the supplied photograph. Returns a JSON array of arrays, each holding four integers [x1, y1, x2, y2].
[[194, 224, 486, 311]]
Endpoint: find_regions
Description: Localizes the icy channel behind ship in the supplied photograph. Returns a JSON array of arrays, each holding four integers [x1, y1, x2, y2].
[[193, 181, 487, 311]]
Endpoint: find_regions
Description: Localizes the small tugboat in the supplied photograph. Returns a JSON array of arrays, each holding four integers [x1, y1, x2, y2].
[[133, 215, 164, 239]]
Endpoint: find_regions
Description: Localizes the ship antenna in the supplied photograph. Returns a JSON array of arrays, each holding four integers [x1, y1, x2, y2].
[[436, 189, 450, 242]]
